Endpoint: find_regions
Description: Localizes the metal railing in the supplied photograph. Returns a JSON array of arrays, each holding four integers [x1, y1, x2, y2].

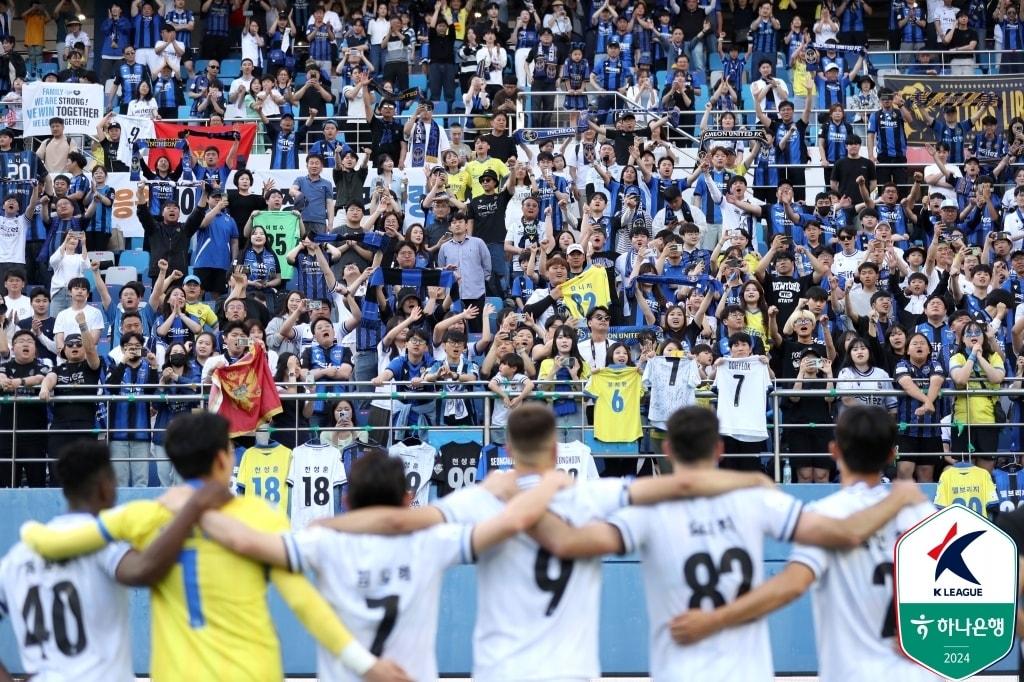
[[0, 377, 1021, 486]]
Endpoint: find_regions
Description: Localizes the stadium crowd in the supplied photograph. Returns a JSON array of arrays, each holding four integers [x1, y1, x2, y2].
[[0, 0, 1016, 492]]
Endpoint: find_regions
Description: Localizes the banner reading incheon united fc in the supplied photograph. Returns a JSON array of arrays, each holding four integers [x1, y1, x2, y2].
[[883, 74, 1024, 148], [22, 82, 103, 136]]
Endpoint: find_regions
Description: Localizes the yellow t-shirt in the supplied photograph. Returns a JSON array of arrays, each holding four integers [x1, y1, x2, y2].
[[185, 301, 218, 328], [948, 352, 1004, 424], [24, 14, 45, 47], [562, 267, 612, 319], [538, 357, 592, 383], [446, 168, 471, 202], [585, 366, 643, 442], [236, 444, 292, 510], [744, 309, 770, 351], [21, 496, 355, 681], [934, 465, 998, 518], [463, 157, 509, 198], [792, 61, 815, 98]]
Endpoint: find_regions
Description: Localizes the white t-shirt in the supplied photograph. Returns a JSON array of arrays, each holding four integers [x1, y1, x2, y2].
[[227, 75, 255, 119], [287, 442, 346, 531], [609, 488, 803, 682], [714, 357, 770, 441], [54, 304, 105, 339], [48, 250, 87, 296], [832, 249, 867, 283], [126, 98, 160, 119], [367, 17, 391, 45], [643, 356, 701, 430], [152, 39, 185, 74], [3, 293, 32, 326], [578, 338, 610, 371], [556, 440, 600, 481], [240, 33, 263, 68], [789, 483, 940, 682], [283, 524, 473, 682], [0, 514, 133, 681], [0, 214, 28, 264], [436, 477, 628, 682], [924, 162, 960, 202], [388, 442, 437, 508], [505, 219, 547, 273]]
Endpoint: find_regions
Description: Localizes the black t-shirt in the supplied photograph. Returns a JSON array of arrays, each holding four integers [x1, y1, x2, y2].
[[0, 358, 47, 427], [832, 156, 876, 201], [764, 273, 813, 326], [480, 132, 516, 163], [948, 28, 978, 50], [431, 441, 482, 497], [468, 191, 509, 244], [52, 360, 102, 424], [17, 318, 56, 366], [227, 192, 267, 246], [298, 82, 332, 118], [605, 125, 654, 165], [370, 116, 404, 165], [775, 339, 827, 379], [428, 27, 456, 62]]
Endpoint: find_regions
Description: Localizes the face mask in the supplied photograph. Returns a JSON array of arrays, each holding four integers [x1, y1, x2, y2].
[[167, 352, 188, 367]]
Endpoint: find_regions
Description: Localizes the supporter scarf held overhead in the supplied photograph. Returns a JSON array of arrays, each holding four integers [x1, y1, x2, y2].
[[208, 343, 282, 437], [411, 119, 442, 166]]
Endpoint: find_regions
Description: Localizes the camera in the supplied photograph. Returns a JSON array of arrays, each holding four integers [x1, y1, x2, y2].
[[236, 337, 252, 349]]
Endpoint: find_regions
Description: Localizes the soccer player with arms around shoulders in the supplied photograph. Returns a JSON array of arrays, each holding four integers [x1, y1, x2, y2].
[[0, 441, 232, 681], [161, 448, 574, 682], [527, 405, 929, 681], [299, 404, 782, 682], [669, 405, 938, 681], [19, 413, 411, 682]]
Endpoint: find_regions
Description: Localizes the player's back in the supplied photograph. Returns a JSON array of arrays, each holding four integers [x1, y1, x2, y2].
[[790, 482, 940, 682], [284, 524, 473, 681], [609, 487, 802, 682], [0, 514, 133, 682], [436, 476, 628, 682], [104, 496, 291, 681]]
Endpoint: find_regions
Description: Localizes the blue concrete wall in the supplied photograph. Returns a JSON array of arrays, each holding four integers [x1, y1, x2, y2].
[[0, 484, 1015, 676]]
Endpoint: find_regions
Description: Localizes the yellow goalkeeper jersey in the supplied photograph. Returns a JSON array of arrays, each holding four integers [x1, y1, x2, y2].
[[21, 494, 355, 681], [934, 464, 997, 519]]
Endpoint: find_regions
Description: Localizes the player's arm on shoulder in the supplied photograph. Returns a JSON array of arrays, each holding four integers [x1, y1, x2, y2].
[[115, 483, 234, 586], [793, 481, 926, 548], [312, 505, 446, 534], [196, 509, 290, 567], [627, 467, 774, 506], [20, 500, 161, 560], [471, 470, 572, 556], [271, 568, 413, 681], [669, 562, 815, 644], [529, 512, 625, 559]]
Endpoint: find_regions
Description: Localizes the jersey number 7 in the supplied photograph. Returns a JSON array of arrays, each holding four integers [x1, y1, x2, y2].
[[366, 595, 399, 656]]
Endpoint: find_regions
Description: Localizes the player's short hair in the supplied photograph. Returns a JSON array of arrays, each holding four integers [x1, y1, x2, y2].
[[165, 412, 231, 479], [666, 406, 721, 464], [506, 403, 556, 465], [347, 448, 406, 510], [56, 440, 114, 500], [834, 405, 897, 474]]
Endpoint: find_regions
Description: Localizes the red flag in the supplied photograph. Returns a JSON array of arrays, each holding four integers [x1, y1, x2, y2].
[[148, 122, 257, 170], [208, 343, 283, 438]]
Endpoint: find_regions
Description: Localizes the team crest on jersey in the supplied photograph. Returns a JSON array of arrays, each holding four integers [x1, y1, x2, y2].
[[894, 505, 1018, 680]]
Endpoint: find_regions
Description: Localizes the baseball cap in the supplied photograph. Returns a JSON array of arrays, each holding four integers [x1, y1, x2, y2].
[[940, 199, 959, 209], [825, 63, 840, 71], [183, 274, 201, 285], [799, 346, 822, 358], [397, 287, 422, 307], [608, 40, 620, 48], [64, 333, 83, 345], [107, 121, 121, 129], [566, 244, 585, 255]]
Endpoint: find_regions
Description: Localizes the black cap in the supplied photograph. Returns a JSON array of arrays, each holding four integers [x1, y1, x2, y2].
[[480, 169, 499, 183]]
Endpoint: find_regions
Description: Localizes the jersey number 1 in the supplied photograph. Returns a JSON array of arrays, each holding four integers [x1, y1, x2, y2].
[[22, 582, 88, 656]]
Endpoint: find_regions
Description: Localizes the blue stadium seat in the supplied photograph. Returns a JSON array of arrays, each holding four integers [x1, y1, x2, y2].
[[128, 237, 145, 250], [409, 73, 427, 93], [119, 249, 150, 276], [40, 63, 58, 76], [220, 59, 241, 79], [177, 105, 191, 120], [83, 268, 97, 301]]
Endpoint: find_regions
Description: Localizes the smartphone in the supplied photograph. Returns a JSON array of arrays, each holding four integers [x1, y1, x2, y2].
[[810, 358, 824, 370], [667, 349, 686, 358], [672, 244, 683, 253], [514, 313, 524, 323], [308, 300, 323, 311], [728, 229, 741, 237], [725, 258, 742, 268]]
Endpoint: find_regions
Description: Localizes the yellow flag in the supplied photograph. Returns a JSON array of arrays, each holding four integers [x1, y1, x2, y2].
[[562, 267, 611, 319]]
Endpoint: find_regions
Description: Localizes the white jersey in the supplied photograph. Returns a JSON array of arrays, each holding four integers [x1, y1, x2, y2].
[[436, 477, 628, 681], [836, 367, 898, 412], [287, 442, 347, 530], [789, 483, 940, 682], [389, 442, 437, 507], [832, 249, 867, 283], [0, 514, 133, 682], [643, 356, 701, 430], [714, 358, 770, 441], [609, 488, 803, 682], [556, 440, 600, 481], [283, 524, 474, 682]]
